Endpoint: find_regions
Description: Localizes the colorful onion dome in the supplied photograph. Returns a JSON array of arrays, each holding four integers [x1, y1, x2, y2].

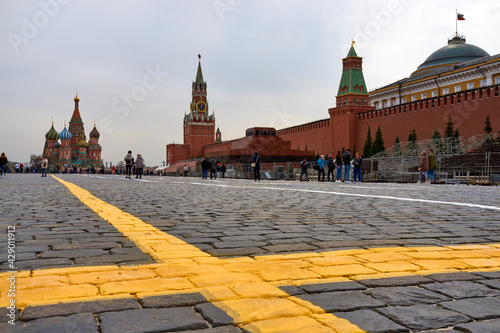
[[78, 138, 89, 147], [53, 141, 61, 149], [74, 93, 80, 102], [89, 125, 100, 139], [45, 124, 59, 141], [59, 126, 72, 140]]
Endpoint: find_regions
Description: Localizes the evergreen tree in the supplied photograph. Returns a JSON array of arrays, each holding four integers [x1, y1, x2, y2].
[[405, 128, 418, 155], [362, 126, 373, 158], [370, 125, 385, 156], [444, 116, 454, 138], [393, 136, 402, 157], [484, 114, 493, 134], [431, 128, 442, 154]]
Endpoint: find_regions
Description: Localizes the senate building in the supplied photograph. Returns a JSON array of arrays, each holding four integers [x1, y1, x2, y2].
[[166, 31, 500, 167]]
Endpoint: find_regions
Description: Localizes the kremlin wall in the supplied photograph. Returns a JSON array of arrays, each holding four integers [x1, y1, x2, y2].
[[166, 33, 500, 166]]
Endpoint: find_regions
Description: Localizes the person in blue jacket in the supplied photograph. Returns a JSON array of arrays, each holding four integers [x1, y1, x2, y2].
[[317, 155, 326, 182]]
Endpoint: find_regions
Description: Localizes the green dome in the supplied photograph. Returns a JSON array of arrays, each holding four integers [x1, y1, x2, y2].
[[45, 124, 59, 141], [413, 35, 490, 76]]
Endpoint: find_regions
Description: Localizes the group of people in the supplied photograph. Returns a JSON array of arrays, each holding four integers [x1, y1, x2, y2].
[[300, 149, 363, 183], [124, 150, 145, 179], [418, 148, 438, 184], [201, 157, 228, 180]]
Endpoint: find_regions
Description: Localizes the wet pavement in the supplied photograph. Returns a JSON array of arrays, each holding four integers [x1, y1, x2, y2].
[[1, 173, 500, 332]]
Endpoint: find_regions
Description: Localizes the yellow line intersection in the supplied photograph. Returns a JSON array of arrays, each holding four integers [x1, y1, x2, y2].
[[2, 175, 500, 332]]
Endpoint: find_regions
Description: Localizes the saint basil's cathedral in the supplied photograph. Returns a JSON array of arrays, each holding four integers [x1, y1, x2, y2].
[[43, 94, 103, 170]]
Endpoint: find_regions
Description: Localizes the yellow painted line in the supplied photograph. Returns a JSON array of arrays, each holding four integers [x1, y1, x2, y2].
[[2, 175, 499, 332]]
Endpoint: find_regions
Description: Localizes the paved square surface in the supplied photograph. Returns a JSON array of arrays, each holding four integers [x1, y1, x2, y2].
[[1, 174, 500, 332]]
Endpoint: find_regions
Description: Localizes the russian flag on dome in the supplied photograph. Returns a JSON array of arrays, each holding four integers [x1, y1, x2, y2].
[[457, 13, 465, 20]]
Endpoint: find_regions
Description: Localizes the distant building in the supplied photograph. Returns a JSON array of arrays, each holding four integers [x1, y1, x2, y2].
[[43, 94, 103, 171]]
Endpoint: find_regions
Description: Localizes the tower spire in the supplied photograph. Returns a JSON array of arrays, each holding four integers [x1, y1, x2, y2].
[[195, 54, 204, 84]]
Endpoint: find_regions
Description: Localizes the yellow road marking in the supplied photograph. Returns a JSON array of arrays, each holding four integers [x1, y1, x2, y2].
[[2, 175, 500, 332]]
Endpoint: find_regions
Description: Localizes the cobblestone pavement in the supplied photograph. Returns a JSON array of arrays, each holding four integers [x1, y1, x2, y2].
[[1, 173, 500, 332]]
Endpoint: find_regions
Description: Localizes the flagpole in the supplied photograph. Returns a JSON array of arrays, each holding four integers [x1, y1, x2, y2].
[[455, 9, 458, 34]]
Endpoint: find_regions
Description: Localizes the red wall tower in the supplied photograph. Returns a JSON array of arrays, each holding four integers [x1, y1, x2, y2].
[[183, 55, 216, 159], [329, 44, 374, 152]]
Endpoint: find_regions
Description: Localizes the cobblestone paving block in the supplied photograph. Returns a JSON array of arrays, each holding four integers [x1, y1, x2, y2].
[[423, 281, 500, 299], [298, 281, 366, 294], [277, 285, 306, 296], [365, 286, 451, 306], [426, 271, 484, 282], [478, 279, 500, 290], [178, 327, 243, 333], [206, 247, 266, 257], [139, 293, 207, 308], [22, 298, 141, 320], [333, 309, 409, 333], [440, 296, 500, 320], [0, 313, 98, 333], [4, 258, 72, 270], [378, 304, 471, 331], [98, 307, 209, 333], [40, 249, 108, 259], [298, 290, 385, 312], [357, 275, 434, 287], [473, 271, 500, 279], [454, 318, 500, 333], [195, 302, 235, 326]]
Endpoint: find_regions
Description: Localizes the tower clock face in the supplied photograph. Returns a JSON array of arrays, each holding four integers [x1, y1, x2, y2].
[[196, 101, 207, 113]]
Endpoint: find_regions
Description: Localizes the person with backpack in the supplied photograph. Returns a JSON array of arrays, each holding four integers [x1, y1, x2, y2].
[[327, 156, 335, 182], [201, 157, 210, 179], [41, 156, 48, 177], [124, 150, 134, 179]]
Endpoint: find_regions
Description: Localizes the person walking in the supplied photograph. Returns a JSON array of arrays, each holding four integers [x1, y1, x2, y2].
[[183, 165, 188, 177], [252, 151, 261, 181], [201, 157, 210, 179], [221, 163, 227, 178], [342, 149, 352, 182], [135, 154, 145, 179], [317, 155, 326, 182], [327, 156, 335, 182], [418, 150, 429, 184], [0, 152, 8, 177], [300, 157, 309, 181], [352, 152, 363, 183], [40, 156, 48, 177], [124, 150, 134, 179], [335, 151, 342, 182], [210, 157, 217, 180], [428, 148, 437, 184]]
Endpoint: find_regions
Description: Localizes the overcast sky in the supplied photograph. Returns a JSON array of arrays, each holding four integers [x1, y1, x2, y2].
[[1, 0, 499, 166]]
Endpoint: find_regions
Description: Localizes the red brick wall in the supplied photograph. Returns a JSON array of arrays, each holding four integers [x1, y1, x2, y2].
[[166, 143, 190, 165], [354, 87, 499, 152], [277, 119, 332, 156]]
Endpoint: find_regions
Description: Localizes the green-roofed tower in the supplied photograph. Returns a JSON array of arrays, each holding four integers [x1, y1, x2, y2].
[[329, 43, 375, 155], [336, 44, 369, 107]]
